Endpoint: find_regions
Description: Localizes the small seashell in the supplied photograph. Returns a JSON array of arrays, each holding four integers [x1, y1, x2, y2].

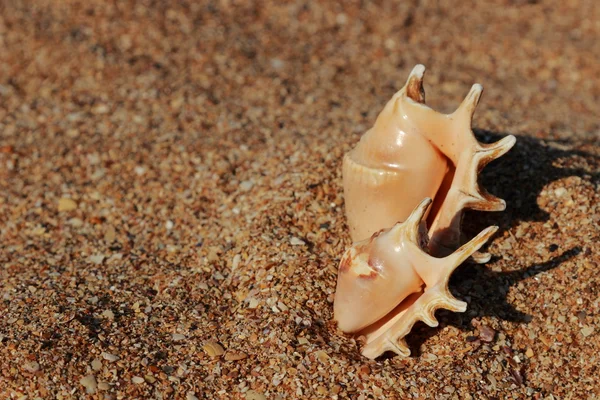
[[80, 375, 97, 394], [101, 352, 119, 362], [58, 197, 78, 212], [224, 351, 248, 361], [334, 198, 498, 359], [202, 340, 225, 358], [172, 333, 186, 341], [245, 390, 267, 400]]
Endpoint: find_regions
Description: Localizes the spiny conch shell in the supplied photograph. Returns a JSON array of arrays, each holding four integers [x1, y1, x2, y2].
[[334, 198, 498, 359], [343, 64, 516, 262]]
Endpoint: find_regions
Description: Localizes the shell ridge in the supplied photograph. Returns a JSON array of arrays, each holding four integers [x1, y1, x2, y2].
[[362, 284, 465, 359], [427, 124, 513, 258], [359, 225, 498, 359]]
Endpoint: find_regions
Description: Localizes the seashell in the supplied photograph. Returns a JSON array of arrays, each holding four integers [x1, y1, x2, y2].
[[343, 64, 515, 261], [334, 198, 498, 359]]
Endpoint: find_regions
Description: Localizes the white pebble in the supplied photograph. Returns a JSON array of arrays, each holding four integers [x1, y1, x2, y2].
[[248, 298, 260, 309], [89, 254, 105, 265], [68, 218, 84, 227], [80, 375, 97, 394], [102, 352, 119, 362], [582, 326, 595, 337], [24, 361, 40, 373], [91, 358, 102, 371], [290, 237, 305, 246], [172, 333, 186, 341], [336, 13, 348, 24], [132, 376, 145, 384], [240, 180, 254, 191], [92, 104, 109, 114], [554, 187, 567, 197], [232, 254, 241, 270], [270, 58, 284, 70]]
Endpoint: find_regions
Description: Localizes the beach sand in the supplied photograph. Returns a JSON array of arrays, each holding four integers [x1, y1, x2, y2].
[[0, 1, 599, 398]]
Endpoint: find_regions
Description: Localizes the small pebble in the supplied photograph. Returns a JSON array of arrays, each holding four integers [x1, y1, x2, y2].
[[297, 337, 309, 345], [172, 333, 186, 341], [248, 298, 260, 309], [245, 390, 267, 400], [203, 340, 225, 358], [479, 325, 496, 342], [23, 361, 40, 373], [270, 58, 284, 70], [66, 128, 80, 138], [80, 375, 97, 394], [91, 358, 102, 371], [526, 348, 534, 358], [102, 352, 119, 362], [105, 225, 116, 242], [554, 187, 567, 197], [68, 217, 83, 227], [290, 237, 305, 246], [102, 310, 115, 320], [240, 180, 254, 191], [581, 326, 595, 337], [134, 166, 146, 175], [92, 104, 109, 114], [224, 351, 248, 361], [58, 198, 77, 212], [132, 376, 145, 384], [315, 350, 330, 363], [89, 254, 105, 265]]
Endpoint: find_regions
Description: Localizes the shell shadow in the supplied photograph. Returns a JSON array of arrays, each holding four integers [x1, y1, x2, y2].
[[469, 129, 599, 235], [403, 131, 598, 357], [405, 246, 581, 357]]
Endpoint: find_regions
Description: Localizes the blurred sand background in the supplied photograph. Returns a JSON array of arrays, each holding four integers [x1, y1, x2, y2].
[[0, 0, 599, 398]]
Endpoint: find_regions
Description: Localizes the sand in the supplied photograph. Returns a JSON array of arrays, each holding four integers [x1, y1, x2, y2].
[[0, 1, 599, 399]]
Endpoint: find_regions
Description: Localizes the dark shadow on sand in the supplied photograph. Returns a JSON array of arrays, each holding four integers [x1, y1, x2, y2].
[[404, 246, 581, 358], [396, 131, 597, 358]]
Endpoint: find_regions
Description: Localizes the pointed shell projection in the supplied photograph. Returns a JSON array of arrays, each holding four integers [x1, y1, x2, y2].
[[343, 64, 515, 261], [334, 198, 498, 359]]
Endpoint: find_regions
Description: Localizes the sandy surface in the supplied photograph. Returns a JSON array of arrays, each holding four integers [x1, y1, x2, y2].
[[0, 1, 599, 399]]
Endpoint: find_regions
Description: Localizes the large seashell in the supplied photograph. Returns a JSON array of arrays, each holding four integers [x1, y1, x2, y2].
[[334, 198, 498, 359], [343, 64, 515, 261]]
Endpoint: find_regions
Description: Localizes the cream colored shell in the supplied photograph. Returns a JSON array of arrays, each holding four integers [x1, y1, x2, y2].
[[334, 198, 498, 359], [335, 65, 515, 358], [343, 64, 515, 261]]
